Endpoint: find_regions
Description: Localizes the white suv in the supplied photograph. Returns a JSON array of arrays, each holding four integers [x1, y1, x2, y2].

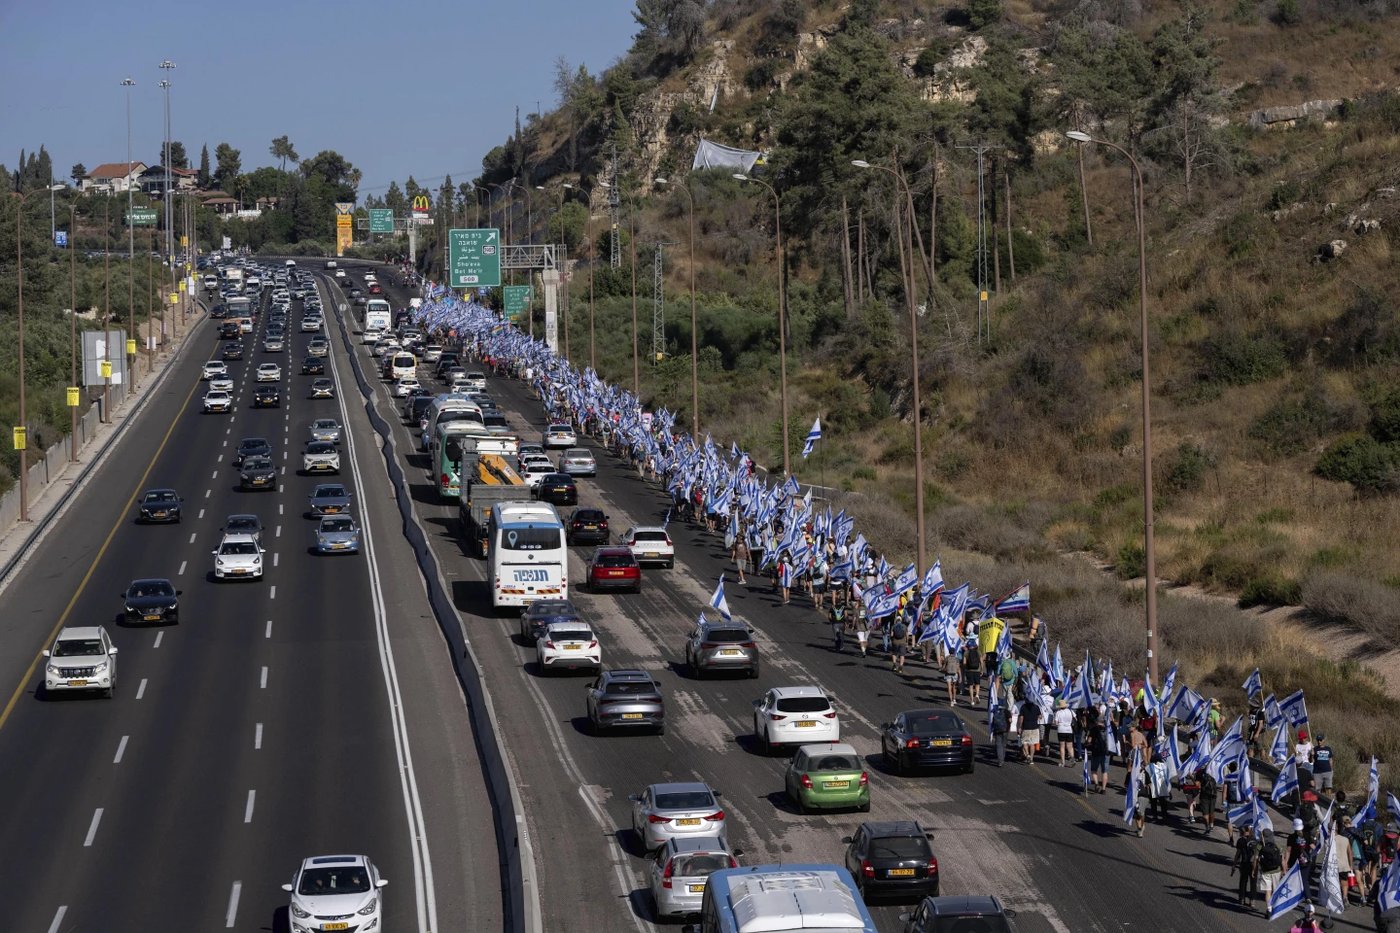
[[202, 360, 227, 380], [212, 533, 265, 581], [622, 526, 674, 569], [43, 625, 118, 698], [536, 622, 601, 675], [752, 686, 840, 753]]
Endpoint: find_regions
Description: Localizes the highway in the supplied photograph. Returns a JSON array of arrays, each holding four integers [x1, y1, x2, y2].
[[0, 268, 501, 931]]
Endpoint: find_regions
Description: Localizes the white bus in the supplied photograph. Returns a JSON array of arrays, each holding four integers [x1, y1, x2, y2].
[[488, 502, 568, 612], [364, 298, 391, 333]]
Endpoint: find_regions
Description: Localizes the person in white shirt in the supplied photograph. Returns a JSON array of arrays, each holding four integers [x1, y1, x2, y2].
[[1053, 700, 1075, 767]]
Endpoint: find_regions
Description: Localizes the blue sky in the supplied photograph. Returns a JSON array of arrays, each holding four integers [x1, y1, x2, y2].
[[0, 0, 639, 194]]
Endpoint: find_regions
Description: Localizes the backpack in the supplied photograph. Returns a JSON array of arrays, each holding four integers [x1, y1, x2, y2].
[[1199, 772, 1218, 797], [1259, 841, 1283, 872], [998, 658, 1017, 683], [892, 622, 908, 640]]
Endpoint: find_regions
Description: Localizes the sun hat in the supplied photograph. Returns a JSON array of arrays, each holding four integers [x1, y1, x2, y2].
[[1210, 698, 1221, 707], [1293, 818, 1304, 831], [1056, 699, 1068, 709]]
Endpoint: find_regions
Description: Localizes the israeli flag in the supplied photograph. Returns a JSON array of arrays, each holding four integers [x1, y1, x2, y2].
[[1266, 858, 1307, 921], [1242, 667, 1263, 701], [1351, 795, 1377, 833], [1269, 725, 1290, 766], [1388, 791, 1400, 825], [1272, 755, 1300, 804], [1377, 842, 1400, 912], [996, 622, 1014, 661], [1320, 818, 1346, 914], [1142, 673, 1161, 719], [1082, 752, 1091, 790], [1036, 639, 1051, 678], [709, 575, 732, 623], [801, 416, 822, 459], [783, 474, 800, 496], [995, 583, 1031, 615], [1105, 721, 1120, 756], [1166, 726, 1183, 779], [1159, 662, 1178, 704], [921, 560, 944, 597], [1122, 748, 1142, 826], [1051, 645, 1065, 687], [1227, 794, 1255, 828], [1277, 689, 1309, 730], [1367, 754, 1380, 801], [1072, 667, 1095, 710], [892, 562, 919, 595]]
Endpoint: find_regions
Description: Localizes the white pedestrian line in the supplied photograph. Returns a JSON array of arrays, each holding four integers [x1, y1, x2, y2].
[[255, 723, 263, 749], [153, 630, 163, 649], [243, 789, 256, 823], [225, 882, 242, 929], [83, 808, 104, 847], [260, 666, 268, 689], [46, 907, 67, 933], [113, 735, 129, 764], [135, 678, 147, 700], [265, 618, 273, 638]]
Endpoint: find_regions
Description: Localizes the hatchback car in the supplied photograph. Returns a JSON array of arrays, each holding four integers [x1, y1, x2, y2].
[[308, 483, 353, 516], [752, 686, 840, 753], [252, 384, 281, 408], [566, 508, 610, 546], [136, 488, 182, 523], [121, 578, 181, 624], [202, 360, 228, 380], [281, 855, 387, 933], [462, 371, 487, 391], [255, 362, 281, 382], [536, 621, 601, 676], [880, 709, 975, 775], [560, 448, 597, 477], [221, 342, 244, 360], [394, 375, 421, 397], [521, 460, 554, 489], [536, 473, 578, 506], [518, 599, 582, 645], [301, 356, 325, 375], [785, 743, 870, 814], [543, 422, 577, 448], [203, 389, 233, 413], [649, 837, 738, 922], [301, 440, 341, 474], [630, 782, 726, 854], [901, 895, 1017, 933], [239, 456, 277, 491], [310, 378, 335, 399], [308, 419, 342, 444], [222, 514, 264, 543], [586, 546, 641, 593], [212, 534, 264, 580], [843, 821, 939, 902], [516, 443, 546, 468], [218, 321, 242, 339], [233, 437, 272, 466], [685, 619, 760, 679], [622, 526, 674, 569], [42, 625, 118, 697], [314, 515, 361, 555], [586, 669, 665, 734]]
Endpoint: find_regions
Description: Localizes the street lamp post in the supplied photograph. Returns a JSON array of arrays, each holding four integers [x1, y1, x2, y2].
[[158, 64, 175, 339], [103, 195, 113, 423], [853, 159, 927, 574], [733, 173, 791, 477], [12, 191, 35, 521], [122, 77, 137, 387], [655, 177, 699, 439], [1066, 129, 1158, 683], [563, 183, 596, 371], [69, 203, 78, 462]]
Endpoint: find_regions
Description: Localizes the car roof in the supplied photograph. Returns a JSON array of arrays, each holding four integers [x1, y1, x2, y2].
[[796, 742, 859, 757], [312, 484, 347, 493], [602, 668, 652, 681], [239, 437, 270, 445], [630, 525, 667, 534], [926, 895, 1006, 915], [226, 514, 261, 524], [220, 533, 260, 545], [129, 577, 174, 587], [649, 781, 714, 796], [525, 599, 575, 613], [856, 819, 927, 838], [302, 854, 368, 869], [663, 835, 730, 856], [573, 507, 605, 516], [58, 625, 105, 640], [565, 448, 592, 455], [771, 685, 828, 699]]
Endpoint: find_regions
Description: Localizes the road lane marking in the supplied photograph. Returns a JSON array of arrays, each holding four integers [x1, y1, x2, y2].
[[153, 631, 163, 649], [243, 789, 256, 823], [260, 666, 268, 689], [272, 552, 279, 568], [0, 372, 202, 733], [278, 503, 284, 516], [177, 560, 186, 577], [46, 907, 66, 933], [113, 735, 129, 764], [83, 808, 103, 847], [225, 881, 241, 928], [269, 584, 277, 599], [275, 525, 282, 538], [255, 723, 263, 749], [211, 470, 218, 479], [204, 489, 211, 499], [135, 678, 147, 700], [188, 532, 197, 544], [198, 508, 205, 519], [265, 619, 273, 638]]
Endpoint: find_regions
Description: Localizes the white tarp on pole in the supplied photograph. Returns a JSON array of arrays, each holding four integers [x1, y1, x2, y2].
[[691, 139, 762, 173]]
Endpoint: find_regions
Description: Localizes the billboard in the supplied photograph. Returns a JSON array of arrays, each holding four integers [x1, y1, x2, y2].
[[81, 330, 129, 386]]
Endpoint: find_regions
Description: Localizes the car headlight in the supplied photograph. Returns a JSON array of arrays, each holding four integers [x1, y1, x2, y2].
[[46, 664, 59, 675], [358, 901, 378, 916], [252, 557, 262, 565], [290, 903, 311, 919], [93, 662, 108, 674]]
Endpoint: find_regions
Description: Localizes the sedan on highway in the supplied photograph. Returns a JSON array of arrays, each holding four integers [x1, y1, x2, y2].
[[136, 488, 182, 523], [255, 362, 281, 382], [752, 686, 841, 753], [308, 418, 342, 444], [621, 526, 674, 569], [314, 515, 361, 554], [263, 332, 285, 352], [221, 342, 244, 361], [301, 356, 325, 375], [516, 444, 547, 469], [209, 375, 234, 393], [281, 855, 387, 933], [42, 625, 118, 698], [239, 455, 277, 491], [649, 837, 738, 922], [585, 668, 665, 734], [684, 618, 759, 679], [308, 483, 353, 516], [518, 599, 582, 645], [212, 533, 264, 580], [629, 782, 727, 854], [902, 896, 1017, 933], [302, 317, 324, 334], [535, 473, 578, 506], [307, 335, 329, 355], [560, 448, 596, 477], [120, 578, 181, 625], [784, 742, 870, 814], [543, 422, 577, 448], [843, 820, 939, 902], [565, 507, 609, 546], [880, 709, 975, 775], [309, 378, 335, 399], [233, 437, 271, 466], [201, 360, 227, 380], [521, 459, 554, 489], [202, 389, 233, 413], [222, 514, 264, 543], [393, 375, 421, 397], [301, 441, 341, 474], [219, 321, 242, 339], [536, 621, 601, 676], [252, 384, 281, 408], [585, 546, 641, 593]]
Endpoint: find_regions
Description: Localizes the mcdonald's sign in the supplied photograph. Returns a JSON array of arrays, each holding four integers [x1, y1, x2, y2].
[[412, 195, 431, 216]]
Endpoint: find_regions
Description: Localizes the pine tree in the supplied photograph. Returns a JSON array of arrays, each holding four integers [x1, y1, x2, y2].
[[198, 144, 211, 188]]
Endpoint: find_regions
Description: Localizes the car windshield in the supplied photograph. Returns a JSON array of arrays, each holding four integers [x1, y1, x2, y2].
[[297, 867, 372, 896], [227, 519, 258, 533], [673, 854, 730, 877], [498, 525, 562, 550], [930, 919, 1012, 933], [221, 542, 257, 555], [776, 697, 831, 713], [244, 458, 272, 469], [321, 518, 355, 533], [130, 581, 174, 597], [240, 440, 268, 451], [604, 681, 654, 695], [307, 442, 335, 455], [314, 487, 347, 499], [655, 791, 714, 811], [633, 531, 667, 542], [869, 836, 930, 859], [551, 629, 593, 642], [907, 713, 961, 735], [574, 511, 604, 522], [810, 754, 861, 772], [54, 638, 104, 657], [144, 491, 177, 503], [314, 421, 337, 430]]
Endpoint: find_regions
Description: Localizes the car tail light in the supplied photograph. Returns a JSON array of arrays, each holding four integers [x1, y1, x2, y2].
[[440, 474, 450, 486], [544, 640, 555, 649], [821, 711, 837, 719], [740, 642, 757, 649], [588, 640, 597, 648], [647, 814, 672, 824], [860, 859, 874, 878], [665, 535, 673, 545], [905, 738, 921, 749], [728, 856, 739, 869], [928, 856, 938, 875], [961, 735, 974, 746], [703, 810, 725, 822], [859, 772, 869, 786], [768, 714, 785, 722], [800, 774, 813, 790], [661, 860, 674, 889]]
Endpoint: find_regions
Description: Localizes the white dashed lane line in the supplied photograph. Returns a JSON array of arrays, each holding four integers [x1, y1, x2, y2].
[[188, 532, 197, 545], [243, 789, 256, 824], [135, 678, 147, 700], [46, 907, 66, 933], [211, 470, 218, 479], [225, 882, 241, 929], [152, 631, 163, 649], [177, 560, 186, 577], [272, 553, 279, 568], [275, 525, 281, 538], [113, 735, 128, 764], [259, 666, 268, 689], [255, 723, 263, 749], [269, 585, 277, 600], [204, 489, 211, 499], [198, 508, 205, 520], [265, 618, 273, 638], [82, 808, 103, 847]]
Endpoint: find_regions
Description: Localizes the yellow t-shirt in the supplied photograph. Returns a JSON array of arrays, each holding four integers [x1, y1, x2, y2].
[[979, 616, 1005, 656]]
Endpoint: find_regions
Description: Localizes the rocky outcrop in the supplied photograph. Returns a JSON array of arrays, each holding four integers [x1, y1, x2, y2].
[[1247, 99, 1343, 129]]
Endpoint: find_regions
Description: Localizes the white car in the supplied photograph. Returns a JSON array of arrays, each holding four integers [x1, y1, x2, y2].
[[422, 345, 443, 363], [209, 376, 234, 393], [536, 621, 601, 675], [335, 268, 347, 279], [302, 441, 340, 474], [362, 329, 382, 346], [202, 360, 227, 380], [751, 686, 840, 753], [372, 339, 399, 358], [300, 316, 322, 333], [42, 625, 118, 698], [203, 390, 233, 413], [463, 371, 487, 392], [543, 422, 577, 448], [622, 526, 675, 569], [393, 375, 421, 397], [255, 363, 281, 382], [212, 533, 264, 580], [521, 459, 554, 488]]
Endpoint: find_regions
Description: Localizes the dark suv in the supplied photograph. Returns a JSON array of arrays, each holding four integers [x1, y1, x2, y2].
[[901, 895, 1017, 933], [566, 508, 610, 546], [518, 599, 583, 645], [585, 669, 666, 735], [252, 384, 281, 408], [684, 619, 759, 679], [842, 821, 938, 903]]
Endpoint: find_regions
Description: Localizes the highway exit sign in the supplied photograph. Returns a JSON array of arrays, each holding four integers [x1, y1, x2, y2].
[[448, 228, 501, 288]]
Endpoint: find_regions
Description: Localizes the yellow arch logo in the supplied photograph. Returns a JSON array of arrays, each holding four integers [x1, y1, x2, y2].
[[412, 195, 431, 213]]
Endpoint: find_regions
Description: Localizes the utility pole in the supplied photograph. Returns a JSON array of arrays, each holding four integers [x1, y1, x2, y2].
[[608, 145, 621, 269], [122, 77, 137, 384], [957, 142, 993, 343], [651, 241, 671, 366]]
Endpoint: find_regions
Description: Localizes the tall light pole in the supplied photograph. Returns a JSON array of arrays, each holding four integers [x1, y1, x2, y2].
[[655, 177, 699, 439], [69, 203, 79, 462], [158, 61, 175, 267], [11, 191, 35, 521], [1066, 129, 1157, 683], [563, 183, 596, 370], [853, 158, 927, 574], [734, 173, 790, 477], [122, 77, 138, 386]]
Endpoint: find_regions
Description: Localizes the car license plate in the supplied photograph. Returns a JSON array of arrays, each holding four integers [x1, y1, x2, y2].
[[153, 511, 167, 518], [563, 645, 580, 650], [69, 680, 88, 687], [642, 551, 658, 558], [326, 506, 340, 513], [824, 780, 850, 789], [677, 818, 701, 826], [931, 739, 953, 747], [144, 614, 161, 621], [323, 924, 350, 931], [333, 542, 347, 549], [688, 883, 706, 893], [583, 523, 597, 530], [796, 721, 816, 727], [233, 569, 247, 575], [719, 649, 742, 656], [888, 868, 916, 877], [622, 713, 643, 720]]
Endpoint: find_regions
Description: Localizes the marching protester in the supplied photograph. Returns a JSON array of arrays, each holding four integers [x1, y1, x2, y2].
[[1232, 824, 1261, 909]]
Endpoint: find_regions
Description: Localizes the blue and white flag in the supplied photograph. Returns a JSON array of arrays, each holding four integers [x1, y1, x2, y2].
[[1165, 725, 1184, 779], [1267, 858, 1307, 921], [1263, 693, 1284, 730], [1167, 685, 1205, 723], [1227, 793, 1255, 828], [1388, 792, 1400, 825], [1122, 749, 1142, 827], [1269, 725, 1290, 766], [995, 621, 1014, 661], [801, 416, 822, 459], [1207, 717, 1246, 781], [1271, 754, 1299, 804], [921, 560, 944, 598], [1378, 841, 1400, 912], [995, 582, 1031, 615], [1320, 816, 1346, 914], [892, 563, 919, 596], [1036, 639, 1052, 678], [1141, 674, 1161, 719], [1352, 755, 1380, 832], [783, 474, 801, 496], [1277, 689, 1309, 731], [1181, 733, 1212, 776], [1051, 644, 1065, 687], [1071, 666, 1095, 710], [709, 575, 732, 623], [1082, 752, 1091, 791], [1242, 667, 1263, 701], [1159, 661, 1178, 705]]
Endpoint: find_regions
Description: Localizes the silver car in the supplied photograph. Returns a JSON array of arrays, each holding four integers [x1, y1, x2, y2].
[[308, 418, 342, 444], [314, 515, 361, 554], [308, 483, 353, 516], [560, 448, 596, 477], [629, 782, 727, 854], [585, 669, 665, 735], [649, 837, 737, 921], [685, 619, 760, 679]]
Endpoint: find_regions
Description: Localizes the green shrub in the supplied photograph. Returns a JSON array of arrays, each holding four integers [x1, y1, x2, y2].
[[1197, 329, 1288, 386], [1274, 0, 1302, 25], [744, 59, 783, 91], [1369, 385, 1400, 444], [1116, 541, 1146, 579], [967, 0, 1004, 29], [1161, 442, 1216, 498], [1248, 389, 1360, 457], [851, 466, 876, 482], [1239, 573, 1301, 608], [1314, 435, 1400, 496], [1095, 483, 1136, 508], [1266, 180, 1302, 211], [1302, 570, 1400, 644]]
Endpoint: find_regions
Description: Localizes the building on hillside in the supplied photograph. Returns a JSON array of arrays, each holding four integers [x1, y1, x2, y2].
[[201, 192, 238, 216], [81, 161, 148, 193], [137, 165, 199, 196]]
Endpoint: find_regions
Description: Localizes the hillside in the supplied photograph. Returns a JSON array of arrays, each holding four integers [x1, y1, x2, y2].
[[444, 0, 1400, 665]]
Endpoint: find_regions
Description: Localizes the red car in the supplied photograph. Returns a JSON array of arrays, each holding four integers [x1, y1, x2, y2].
[[586, 546, 641, 594]]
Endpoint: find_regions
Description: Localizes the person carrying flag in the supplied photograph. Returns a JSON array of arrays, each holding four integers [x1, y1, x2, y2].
[[1232, 824, 1262, 910]]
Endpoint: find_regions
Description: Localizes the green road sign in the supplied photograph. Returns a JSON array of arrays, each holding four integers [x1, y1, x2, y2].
[[369, 208, 394, 234], [126, 208, 159, 227], [503, 285, 532, 320], [448, 228, 501, 288]]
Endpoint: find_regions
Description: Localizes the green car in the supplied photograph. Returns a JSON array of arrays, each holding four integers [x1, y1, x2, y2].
[[785, 743, 871, 814]]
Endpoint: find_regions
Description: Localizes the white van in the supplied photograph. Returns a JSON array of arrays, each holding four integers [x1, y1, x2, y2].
[[364, 298, 391, 333], [389, 351, 417, 383]]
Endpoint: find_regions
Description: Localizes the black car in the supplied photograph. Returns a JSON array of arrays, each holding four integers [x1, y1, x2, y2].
[[902, 895, 1017, 933], [566, 508, 610, 546], [301, 356, 325, 375], [233, 437, 272, 466], [136, 488, 182, 523], [518, 599, 583, 645], [218, 321, 241, 339], [880, 709, 975, 775], [221, 342, 244, 361], [252, 384, 281, 408], [433, 353, 460, 378], [121, 578, 181, 624], [239, 456, 277, 491], [843, 821, 939, 902], [403, 393, 434, 425], [535, 473, 578, 506]]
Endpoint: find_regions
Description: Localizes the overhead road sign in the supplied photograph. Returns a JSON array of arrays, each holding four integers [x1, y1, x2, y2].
[[126, 208, 158, 227], [448, 228, 501, 288], [503, 285, 532, 320], [369, 209, 394, 234]]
